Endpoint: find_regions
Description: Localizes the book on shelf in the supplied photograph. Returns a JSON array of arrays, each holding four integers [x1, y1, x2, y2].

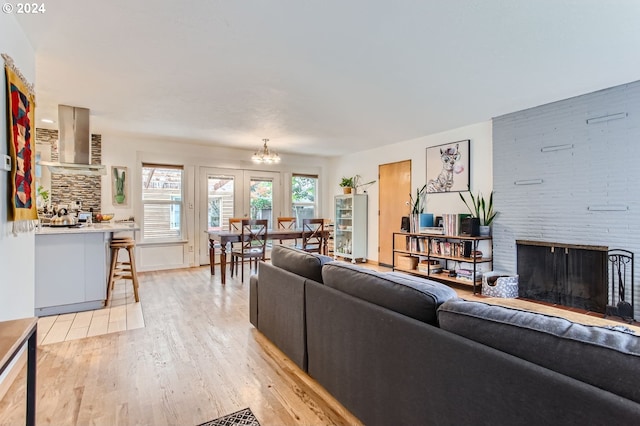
[[406, 236, 428, 253], [456, 268, 483, 282], [417, 260, 442, 274], [430, 239, 468, 258], [420, 227, 444, 235], [441, 213, 472, 236]]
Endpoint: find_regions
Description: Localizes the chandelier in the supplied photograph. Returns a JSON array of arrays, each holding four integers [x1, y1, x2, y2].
[[251, 138, 280, 163]]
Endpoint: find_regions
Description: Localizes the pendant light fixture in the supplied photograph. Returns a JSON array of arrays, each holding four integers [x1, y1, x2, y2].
[[251, 138, 280, 164]]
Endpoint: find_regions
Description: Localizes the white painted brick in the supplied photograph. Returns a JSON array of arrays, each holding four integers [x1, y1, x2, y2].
[[493, 80, 640, 318]]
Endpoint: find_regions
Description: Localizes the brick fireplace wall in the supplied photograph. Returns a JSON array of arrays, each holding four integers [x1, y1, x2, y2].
[[492, 80, 640, 318], [35, 128, 102, 212]]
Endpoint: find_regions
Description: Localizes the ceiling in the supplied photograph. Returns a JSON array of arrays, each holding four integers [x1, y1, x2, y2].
[[15, 0, 640, 157]]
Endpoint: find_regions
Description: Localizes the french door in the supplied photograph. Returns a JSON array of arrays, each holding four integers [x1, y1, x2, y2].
[[198, 167, 281, 265]]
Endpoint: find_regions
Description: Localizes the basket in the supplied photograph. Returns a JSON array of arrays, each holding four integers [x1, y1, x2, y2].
[[396, 255, 418, 270], [482, 272, 519, 298]]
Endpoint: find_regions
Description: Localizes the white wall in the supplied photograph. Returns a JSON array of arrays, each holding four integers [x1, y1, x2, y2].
[[101, 134, 331, 271], [0, 13, 36, 321], [327, 121, 493, 262]]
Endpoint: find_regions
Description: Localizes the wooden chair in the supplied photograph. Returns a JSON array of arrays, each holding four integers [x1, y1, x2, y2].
[[209, 218, 244, 275], [222, 217, 246, 274], [230, 219, 268, 282], [277, 216, 297, 245], [296, 218, 325, 254], [228, 217, 243, 231]]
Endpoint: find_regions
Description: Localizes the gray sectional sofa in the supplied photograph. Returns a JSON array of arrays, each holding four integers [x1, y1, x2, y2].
[[250, 245, 640, 426]]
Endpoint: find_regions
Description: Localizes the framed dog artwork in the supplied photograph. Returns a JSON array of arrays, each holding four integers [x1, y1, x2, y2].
[[426, 139, 470, 193]]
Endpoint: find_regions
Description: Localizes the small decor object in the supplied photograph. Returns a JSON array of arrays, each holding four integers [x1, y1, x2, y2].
[[426, 139, 470, 193], [459, 188, 497, 234], [95, 213, 114, 222], [112, 166, 129, 206], [339, 175, 376, 194], [4, 53, 38, 234], [406, 184, 427, 232], [419, 213, 434, 229]]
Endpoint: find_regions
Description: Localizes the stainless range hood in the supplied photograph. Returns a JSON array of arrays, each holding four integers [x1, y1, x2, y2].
[[39, 105, 106, 175]]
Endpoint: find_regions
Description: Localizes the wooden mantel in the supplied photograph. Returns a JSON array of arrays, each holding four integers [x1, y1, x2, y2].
[[516, 240, 608, 252]]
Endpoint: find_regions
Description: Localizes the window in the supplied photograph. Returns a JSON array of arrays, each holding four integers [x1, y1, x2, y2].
[[292, 174, 318, 221], [206, 175, 235, 232], [142, 164, 184, 241]]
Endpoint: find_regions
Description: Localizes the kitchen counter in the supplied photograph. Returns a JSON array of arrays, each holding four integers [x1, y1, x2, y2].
[[36, 222, 139, 235], [35, 222, 139, 316]]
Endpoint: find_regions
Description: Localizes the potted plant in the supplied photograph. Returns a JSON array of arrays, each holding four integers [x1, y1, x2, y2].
[[36, 185, 50, 210], [459, 189, 497, 235], [408, 184, 428, 215], [339, 176, 355, 194], [407, 184, 429, 232], [340, 175, 377, 194]]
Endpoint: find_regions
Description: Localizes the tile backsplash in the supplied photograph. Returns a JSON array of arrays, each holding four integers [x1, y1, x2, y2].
[[36, 128, 102, 212]]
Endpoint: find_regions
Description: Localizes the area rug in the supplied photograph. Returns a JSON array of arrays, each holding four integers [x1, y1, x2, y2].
[[198, 407, 260, 426]]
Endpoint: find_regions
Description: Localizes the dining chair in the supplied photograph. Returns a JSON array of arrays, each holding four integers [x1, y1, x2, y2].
[[208, 218, 244, 276], [296, 218, 324, 254], [228, 217, 243, 231], [230, 219, 268, 282], [277, 216, 297, 245]]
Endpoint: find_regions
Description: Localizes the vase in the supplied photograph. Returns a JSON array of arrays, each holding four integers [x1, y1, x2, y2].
[[343, 187, 352, 194], [115, 194, 125, 204], [409, 214, 419, 233], [479, 225, 491, 236]]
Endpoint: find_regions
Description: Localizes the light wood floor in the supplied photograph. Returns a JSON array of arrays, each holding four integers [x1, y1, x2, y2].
[[1, 262, 638, 426], [0, 265, 362, 426], [37, 280, 145, 346]]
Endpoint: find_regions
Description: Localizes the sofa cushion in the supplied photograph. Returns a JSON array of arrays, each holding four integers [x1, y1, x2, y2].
[[270, 244, 333, 283], [437, 299, 640, 404], [321, 262, 457, 325]]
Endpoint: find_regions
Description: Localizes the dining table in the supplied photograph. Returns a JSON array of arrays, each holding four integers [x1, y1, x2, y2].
[[207, 228, 331, 284]]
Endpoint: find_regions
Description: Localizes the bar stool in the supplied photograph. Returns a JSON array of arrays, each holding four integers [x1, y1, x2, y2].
[[107, 237, 140, 305]]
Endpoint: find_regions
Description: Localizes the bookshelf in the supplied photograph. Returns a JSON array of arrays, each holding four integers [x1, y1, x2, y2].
[[392, 231, 493, 294]]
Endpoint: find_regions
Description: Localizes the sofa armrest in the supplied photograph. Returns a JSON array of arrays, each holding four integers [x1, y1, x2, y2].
[[253, 261, 321, 370]]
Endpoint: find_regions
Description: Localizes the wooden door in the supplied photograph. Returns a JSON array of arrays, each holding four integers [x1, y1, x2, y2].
[[378, 160, 411, 267]]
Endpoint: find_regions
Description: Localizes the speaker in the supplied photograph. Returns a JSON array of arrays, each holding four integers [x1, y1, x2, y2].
[[462, 240, 473, 257], [460, 217, 480, 236], [401, 216, 410, 232]]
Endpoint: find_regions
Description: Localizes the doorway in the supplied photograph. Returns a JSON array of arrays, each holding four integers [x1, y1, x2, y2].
[[378, 160, 411, 267], [198, 167, 281, 265]]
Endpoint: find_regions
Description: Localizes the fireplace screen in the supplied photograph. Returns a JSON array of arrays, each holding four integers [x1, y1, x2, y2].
[[516, 241, 607, 313]]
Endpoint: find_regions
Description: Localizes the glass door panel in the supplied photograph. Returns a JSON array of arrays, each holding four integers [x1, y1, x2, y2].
[[207, 176, 235, 232], [199, 167, 243, 265], [243, 171, 281, 231], [200, 168, 282, 265], [250, 178, 274, 228]]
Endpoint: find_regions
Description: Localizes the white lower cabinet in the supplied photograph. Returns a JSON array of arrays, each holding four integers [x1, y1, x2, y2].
[[35, 232, 109, 316]]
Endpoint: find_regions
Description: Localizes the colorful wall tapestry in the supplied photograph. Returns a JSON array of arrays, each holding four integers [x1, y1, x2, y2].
[[3, 54, 37, 233]]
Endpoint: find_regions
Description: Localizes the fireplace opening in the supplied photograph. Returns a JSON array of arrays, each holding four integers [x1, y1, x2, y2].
[[516, 241, 607, 313]]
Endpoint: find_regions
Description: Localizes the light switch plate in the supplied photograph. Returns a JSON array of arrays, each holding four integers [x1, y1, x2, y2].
[[2, 154, 11, 172]]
